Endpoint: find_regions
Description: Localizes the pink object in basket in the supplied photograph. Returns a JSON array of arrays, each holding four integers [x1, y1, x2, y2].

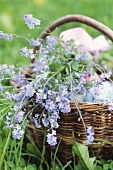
[[60, 28, 108, 83], [60, 27, 110, 53]]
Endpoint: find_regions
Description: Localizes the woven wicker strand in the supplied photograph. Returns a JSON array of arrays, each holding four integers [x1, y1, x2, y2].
[[26, 15, 113, 163]]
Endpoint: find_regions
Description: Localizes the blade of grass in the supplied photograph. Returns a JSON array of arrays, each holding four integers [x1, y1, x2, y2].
[[0, 130, 11, 168]]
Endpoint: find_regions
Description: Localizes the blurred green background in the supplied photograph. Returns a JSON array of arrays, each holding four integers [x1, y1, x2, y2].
[[0, 0, 113, 65]]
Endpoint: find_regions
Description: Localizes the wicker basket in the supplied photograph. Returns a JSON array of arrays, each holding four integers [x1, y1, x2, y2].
[[26, 15, 113, 164]]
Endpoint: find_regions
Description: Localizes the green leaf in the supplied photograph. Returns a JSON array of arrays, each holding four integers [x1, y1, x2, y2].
[[72, 142, 95, 170], [18, 157, 26, 168], [56, 72, 61, 80], [65, 66, 69, 75], [15, 168, 23, 170], [26, 143, 40, 157], [29, 164, 37, 170], [49, 58, 64, 71], [71, 61, 79, 71], [109, 161, 113, 169], [72, 142, 89, 161], [6, 161, 15, 168], [26, 165, 35, 170], [94, 166, 103, 170], [97, 158, 106, 165], [62, 160, 72, 170], [78, 159, 89, 170], [89, 157, 96, 167], [74, 164, 81, 170], [103, 164, 110, 170]]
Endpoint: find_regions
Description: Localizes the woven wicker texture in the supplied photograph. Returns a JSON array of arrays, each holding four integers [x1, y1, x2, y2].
[[26, 102, 113, 163], [26, 15, 113, 163]]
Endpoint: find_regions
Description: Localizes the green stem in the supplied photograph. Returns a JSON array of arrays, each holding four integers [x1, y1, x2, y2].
[[8, 33, 30, 42], [8, 139, 15, 161], [43, 66, 65, 89], [68, 62, 86, 132], [1, 102, 14, 118], [0, 130, 11, 168], [16, 135, 24, 167], [72, 97, 86, 132], [0, 103, 11, 106], [38, 128, 46, 170]]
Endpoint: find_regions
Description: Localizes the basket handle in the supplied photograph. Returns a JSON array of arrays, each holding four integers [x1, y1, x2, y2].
[[32, 14, 113, 63]]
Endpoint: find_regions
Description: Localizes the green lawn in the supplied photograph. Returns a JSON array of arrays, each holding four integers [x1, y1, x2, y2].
[[0, 0, 113, 65]]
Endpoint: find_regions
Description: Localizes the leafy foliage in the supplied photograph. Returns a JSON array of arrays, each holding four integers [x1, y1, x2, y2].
[[72, 142, 96, 170]]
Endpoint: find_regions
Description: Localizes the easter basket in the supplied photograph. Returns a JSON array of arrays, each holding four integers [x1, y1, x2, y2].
[[25, 15, 113, 163]]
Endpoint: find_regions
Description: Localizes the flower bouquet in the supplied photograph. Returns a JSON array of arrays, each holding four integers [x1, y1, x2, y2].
[[1, 14, 113, 163]]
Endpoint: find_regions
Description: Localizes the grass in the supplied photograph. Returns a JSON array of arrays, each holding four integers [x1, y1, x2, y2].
[[0, 0, 113, 65]]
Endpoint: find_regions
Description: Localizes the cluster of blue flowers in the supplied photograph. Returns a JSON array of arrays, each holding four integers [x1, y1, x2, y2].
[[47, 130, 57, 146], [20, 47, 36, 59], [0, 59, 72, 144], [86, 126, 94, 145], [23, 14, 41, 29], [1, 14, 113, 147], [0, 31, 13, 41], [75, 52, 89, 62], [30, 38, 42, 46]]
